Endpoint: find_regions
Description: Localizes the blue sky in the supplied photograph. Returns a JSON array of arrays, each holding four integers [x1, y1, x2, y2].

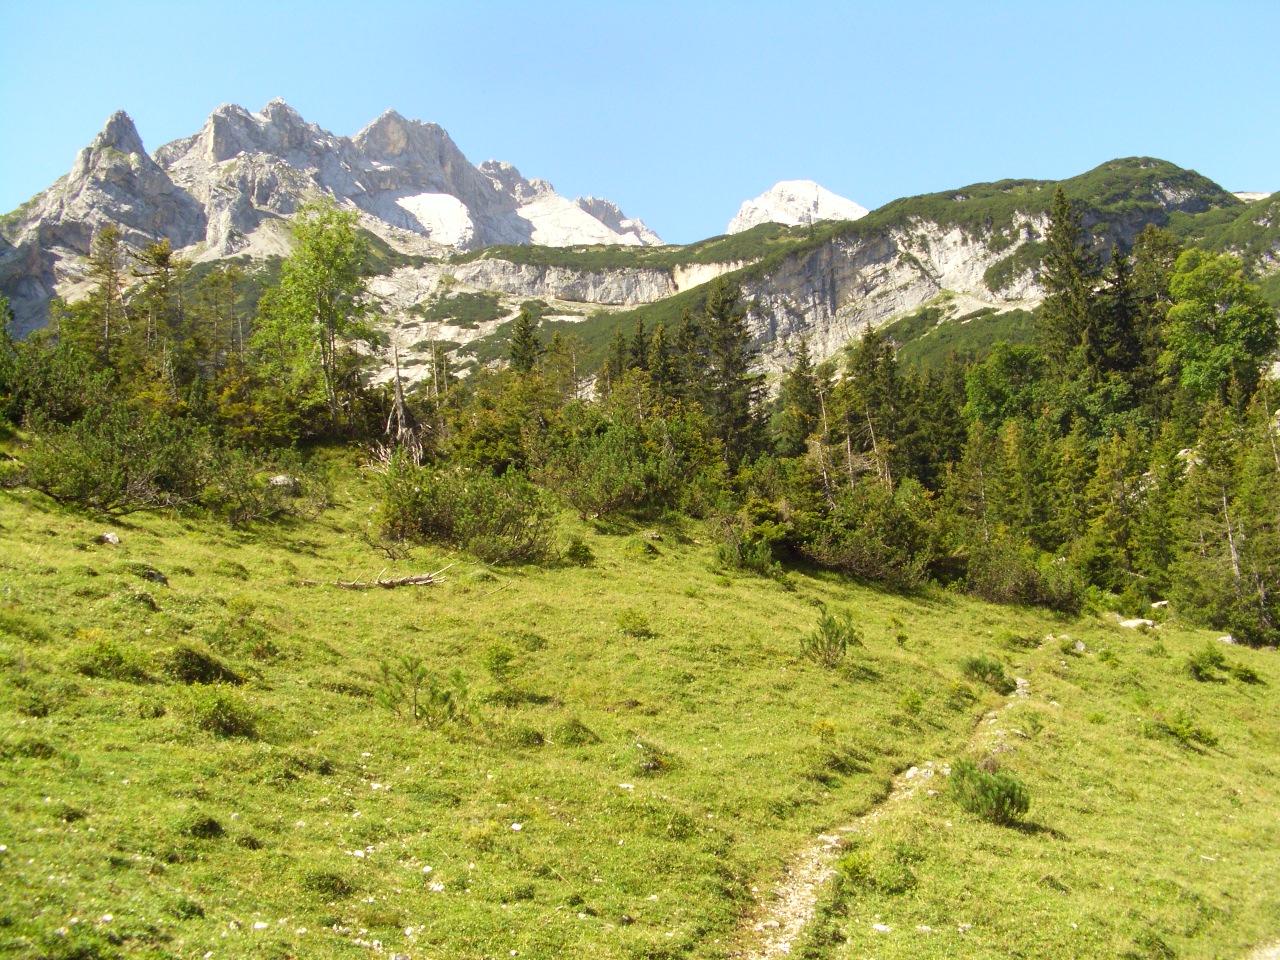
[[2, 1, 1277, 243]]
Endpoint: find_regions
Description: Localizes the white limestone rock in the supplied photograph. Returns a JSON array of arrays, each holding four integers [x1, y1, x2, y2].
[[727, 180, 868, 235]]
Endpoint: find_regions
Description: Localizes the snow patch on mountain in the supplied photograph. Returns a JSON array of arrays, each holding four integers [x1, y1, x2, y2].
[[393, 193, 476, 247], [727, 180, 868, 234]]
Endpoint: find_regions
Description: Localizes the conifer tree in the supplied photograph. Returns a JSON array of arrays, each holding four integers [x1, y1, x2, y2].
[[699, 278, 763, 467], [768, 338, 819, 458], [600, 327, 628, 391], [1038, 186, 1101, 380], [508, 305, 542, 375], [627, 317, 648, 371], [648, 323, 675, 398]]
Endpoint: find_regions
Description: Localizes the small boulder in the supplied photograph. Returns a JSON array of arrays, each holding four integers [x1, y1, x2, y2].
[[1218, 635, 1237, 645], [98, 532, 121, 545], [1119, 618, 1155, 629], [1151, 600, 1169, 609], [1073, 640, 1086, 653], [268, 474, 299, 493]]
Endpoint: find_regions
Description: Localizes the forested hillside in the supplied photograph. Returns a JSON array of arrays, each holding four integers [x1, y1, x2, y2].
[[0, 183, 1278, 958]]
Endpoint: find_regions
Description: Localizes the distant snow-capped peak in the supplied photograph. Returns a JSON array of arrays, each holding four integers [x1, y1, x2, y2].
[[727, 179, 868, 234]]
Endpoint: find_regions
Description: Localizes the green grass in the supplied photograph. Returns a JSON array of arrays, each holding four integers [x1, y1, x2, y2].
[[808, 625, 1279, 959], [448, 222, 810, 273], [409, 291, 505, 328], [0, 460, 1277, 959], [878, 298, 1038, 372]]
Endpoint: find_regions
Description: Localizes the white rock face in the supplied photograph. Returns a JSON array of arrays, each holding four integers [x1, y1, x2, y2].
[[727, 180, 868, 235], [393, 193, 476, 247]]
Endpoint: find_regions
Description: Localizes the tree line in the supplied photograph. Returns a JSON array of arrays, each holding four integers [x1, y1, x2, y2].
[[1, 190, 1277, 644]]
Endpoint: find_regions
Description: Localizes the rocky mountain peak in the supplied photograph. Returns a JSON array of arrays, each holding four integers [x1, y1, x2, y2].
[[355, 110, 453, 164], [727, 179, 868, 234], [94, 110, 147, 157]]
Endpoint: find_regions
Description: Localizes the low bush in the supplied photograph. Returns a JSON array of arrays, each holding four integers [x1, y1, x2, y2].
[[190, 687, 257, 739], [617, 609, 654, 638], [800, 610, 863, 669], [966, 539, 1083, 614], [553, 716, 600, 746], [200, 446, 330, 525], [951, 758, 1030, 824], [163, 644, 242, 685], [72, 638, 151, 683], [960, 654, 1015, 694], [25, 404, 211, 514], [1184, 643, 1226, 681], [379, 457, 554, 564], [374, 657, 469, 728]]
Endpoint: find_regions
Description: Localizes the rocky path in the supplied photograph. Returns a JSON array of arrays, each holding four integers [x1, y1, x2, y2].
[[730, 677, 1031, 958]]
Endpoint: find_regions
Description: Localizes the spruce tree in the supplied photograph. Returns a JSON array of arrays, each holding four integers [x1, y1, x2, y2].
[[600, 327, 628, 391], [699, 278, 763, 467], [508, 305, 542, 375], [648, 323, 674, 397], [771, 338, 821, 457], [627, 317, 649, 371], [1038, 186, 1100, 380]]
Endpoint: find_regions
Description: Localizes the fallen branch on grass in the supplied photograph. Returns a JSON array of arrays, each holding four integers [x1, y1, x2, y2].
[[335, 565, 452, 589]]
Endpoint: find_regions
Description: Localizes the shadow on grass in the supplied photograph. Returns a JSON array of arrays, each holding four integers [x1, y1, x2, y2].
[[1012, 820, 1068, 840]]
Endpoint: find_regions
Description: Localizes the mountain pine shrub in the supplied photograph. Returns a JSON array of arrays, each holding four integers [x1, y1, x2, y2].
[[951, 758, 1030, 824]]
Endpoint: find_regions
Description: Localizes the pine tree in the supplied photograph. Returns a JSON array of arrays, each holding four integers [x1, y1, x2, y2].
[[1038, 186, 1101, 380], [599, 327, 628, 391], [699, 278, 763, 468], [648, 323, 675, 398], [508, 305, 542, 375], [673, 308, 708, 403], [627, 317, 649, 371], [771, 338, 821, 457], [65, 224, 130, 366]]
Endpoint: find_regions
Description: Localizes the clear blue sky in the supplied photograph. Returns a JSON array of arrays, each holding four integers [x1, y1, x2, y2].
[[2, 1, 1277, 243]]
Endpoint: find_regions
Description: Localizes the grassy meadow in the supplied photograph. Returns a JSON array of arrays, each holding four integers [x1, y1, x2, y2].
[[0, 454, 1276, 960]]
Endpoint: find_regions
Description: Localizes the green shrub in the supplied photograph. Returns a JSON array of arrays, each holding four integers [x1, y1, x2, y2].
[[190, 687, 257, 739], [617, 609, 653, 638], [302, 871, 355, 899], [374, 657, 470, 727], [561, 534, 595, 566], [200, 446, 330, 525], [175, 811, 224, 839], [481, 644, 518, 683], [72, 638, 151, 683], [944, 680, 978, 710], [163, 644, 242, 685], [553, 717, 600, 746], [25, 404, 211, 514], [800, 611, 862, 669], [1146, 708, 1217, 748], [960, 654, 1015, 694], [379, 457, 554, 564], [1185, 643, 1226, 681], [502, 724, 546, 748], [966, 540, 1083, 613], [951, 758, 1030, 824]]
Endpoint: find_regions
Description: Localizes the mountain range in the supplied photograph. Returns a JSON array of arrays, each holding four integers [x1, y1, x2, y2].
[[0, 101, 663, 334], [2, 102, 1277, 386]]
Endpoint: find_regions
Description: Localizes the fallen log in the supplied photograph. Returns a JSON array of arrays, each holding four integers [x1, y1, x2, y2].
[[335, 565, 452, 590]]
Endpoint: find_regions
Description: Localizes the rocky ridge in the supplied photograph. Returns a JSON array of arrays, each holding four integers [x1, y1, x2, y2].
[[0, 101, 661, 333]]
